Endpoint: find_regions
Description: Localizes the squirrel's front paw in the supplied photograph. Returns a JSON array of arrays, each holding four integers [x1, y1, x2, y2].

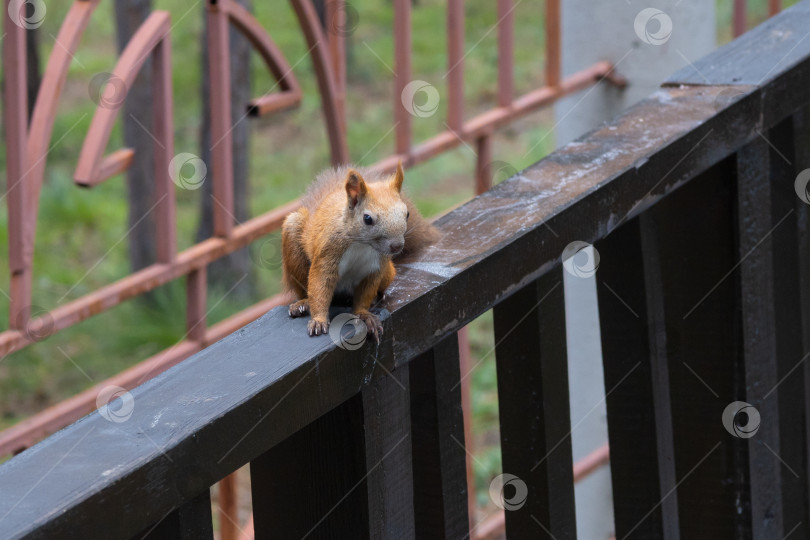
[[356, 310, 383, 343], [307, 317, 329, 337], [289, 299, 310, 318]]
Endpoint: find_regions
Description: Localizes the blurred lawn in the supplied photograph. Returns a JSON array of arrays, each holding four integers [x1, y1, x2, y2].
[[0, 0, 793, 505]]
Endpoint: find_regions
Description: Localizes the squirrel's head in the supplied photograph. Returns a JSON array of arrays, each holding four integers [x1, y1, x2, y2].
[[344, 162, 409, 256]]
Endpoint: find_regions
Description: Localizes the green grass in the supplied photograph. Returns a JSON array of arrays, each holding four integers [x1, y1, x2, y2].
[[0, 0, 792, 509]]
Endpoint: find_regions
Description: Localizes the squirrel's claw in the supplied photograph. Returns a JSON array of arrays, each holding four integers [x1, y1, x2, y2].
[[307, 318, 329, 337], [357, 311, 383, 343], [289, 299, 310, 318]]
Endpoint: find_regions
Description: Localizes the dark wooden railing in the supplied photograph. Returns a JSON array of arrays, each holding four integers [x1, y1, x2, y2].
[[2, 2, 810, 538]]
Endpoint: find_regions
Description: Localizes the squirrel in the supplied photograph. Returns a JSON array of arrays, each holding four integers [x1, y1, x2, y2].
[[281, 162, 438, 341]]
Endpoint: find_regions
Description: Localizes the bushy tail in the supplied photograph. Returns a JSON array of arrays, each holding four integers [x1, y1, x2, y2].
[[397, 197, 440, 261]]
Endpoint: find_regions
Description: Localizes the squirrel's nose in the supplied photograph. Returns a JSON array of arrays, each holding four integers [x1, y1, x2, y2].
[[390, 242, 403, 254]]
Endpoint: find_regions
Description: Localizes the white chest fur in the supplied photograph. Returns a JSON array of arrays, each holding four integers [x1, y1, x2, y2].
[[336, 243, 380, 293]]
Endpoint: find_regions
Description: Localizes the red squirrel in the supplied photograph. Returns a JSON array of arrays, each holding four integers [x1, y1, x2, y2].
[[281, 162, 437, 341]]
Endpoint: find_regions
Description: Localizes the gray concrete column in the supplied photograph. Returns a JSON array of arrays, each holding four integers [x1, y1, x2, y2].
[[556, 2, 715, 539]]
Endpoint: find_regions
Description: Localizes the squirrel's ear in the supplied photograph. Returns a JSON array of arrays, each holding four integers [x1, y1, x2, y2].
[[345, 169, 368, 208], [392, 160, 404, 192]]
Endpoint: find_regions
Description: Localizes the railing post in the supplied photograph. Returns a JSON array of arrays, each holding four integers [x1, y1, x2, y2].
[[736, 118, 806, 538], [408, 333, 470, 538], [250, 367, 413, 538], [136, 490, 213, 539], [595, 218, 679, 539], [493, 270, 576, 539]]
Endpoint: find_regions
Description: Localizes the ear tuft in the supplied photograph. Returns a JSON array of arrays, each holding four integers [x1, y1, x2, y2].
[[392, 160, 404, 193], [345, 168, 368, 208]]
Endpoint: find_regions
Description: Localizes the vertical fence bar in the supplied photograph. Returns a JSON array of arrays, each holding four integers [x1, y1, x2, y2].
[[475, 134, 493, 194], [794, 108, 810, 521], [545, 0, 560, 88], [409, 333, 470, 538], [326, 0, 347, 142], [595, 218, 678, 540], [251, 393, 368, 538], [497, 0, 514, 107], [447, 0, 465, 132], [362, 369, 415, 538], [206, 1, 235, 238], [4, 0, 31, 329], [394, 0, 412, 157], [152, 35, 177, 264], [456, 328, 477, 531], [218, 473, 239, 540], [631, 159, 750, 537], [186, 268, 207, 343], [769, 0, 781, 16], [737, 121, 806, 537], [493, 271, 576, 539], [251, 369, 413, 538], [734, 0, 747, 37]]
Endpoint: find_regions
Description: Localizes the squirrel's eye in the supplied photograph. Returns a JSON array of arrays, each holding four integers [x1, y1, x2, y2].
[[406, 211, 410, 219], [363, 214, 374, 226]]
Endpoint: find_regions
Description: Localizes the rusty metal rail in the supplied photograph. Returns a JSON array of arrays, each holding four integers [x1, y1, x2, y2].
[[1, 1, 809, 537]]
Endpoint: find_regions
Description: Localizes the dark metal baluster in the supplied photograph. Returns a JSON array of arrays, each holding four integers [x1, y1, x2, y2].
[[493, 270, 576, 539], [595, 218, 678, 540], [138, 490, 214, 539], [409, 333, 470, 538]]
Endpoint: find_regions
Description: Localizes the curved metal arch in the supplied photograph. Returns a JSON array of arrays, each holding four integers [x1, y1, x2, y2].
[[73, 11, 176, 263], [290, 0, 349, 165]]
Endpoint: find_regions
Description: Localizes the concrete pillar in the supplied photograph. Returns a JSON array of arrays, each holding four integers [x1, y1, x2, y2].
[[557, 2, 715, 539]]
